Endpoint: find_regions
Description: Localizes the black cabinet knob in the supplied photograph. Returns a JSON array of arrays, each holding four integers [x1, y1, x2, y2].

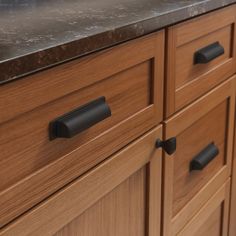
[[190, 142, 219, 172], [194, 42, 224, 64], [49, 96, 111, 140], [155, 137, 177, 155]]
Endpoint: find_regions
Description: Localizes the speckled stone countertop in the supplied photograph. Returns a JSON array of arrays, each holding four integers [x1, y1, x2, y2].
[[1, 0, 236, 84]]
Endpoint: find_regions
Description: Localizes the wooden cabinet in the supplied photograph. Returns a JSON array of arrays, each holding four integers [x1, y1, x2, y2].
[[163, 78, 235, 236], [0, 126, 162, 236], [0, 4, 236, 236], [0, 31, 164, 227]]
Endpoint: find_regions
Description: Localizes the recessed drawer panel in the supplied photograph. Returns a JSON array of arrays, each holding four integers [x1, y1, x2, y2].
[[0, 31, 164, 227], [163, 77, 235, 236], [166, 6, 236, 117]]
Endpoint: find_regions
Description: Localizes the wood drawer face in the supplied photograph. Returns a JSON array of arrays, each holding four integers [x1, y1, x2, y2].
[[166, 6, 236, 117], [163, 78, 235, 236], [177, 179, 230, 236], [0, 32, 164, 227], [0, 126, 162, 236]]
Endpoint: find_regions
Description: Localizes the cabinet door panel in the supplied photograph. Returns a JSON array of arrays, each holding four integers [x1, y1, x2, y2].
[[0, 126, 162, 236], [55, 167, 146, 236], [177, 179, 230, 236]]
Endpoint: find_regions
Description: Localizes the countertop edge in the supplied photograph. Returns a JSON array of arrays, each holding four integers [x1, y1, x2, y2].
[[1, 1, 235, 85]]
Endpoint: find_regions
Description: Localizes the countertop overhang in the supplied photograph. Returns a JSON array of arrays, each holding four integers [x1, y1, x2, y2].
[[1, 0, 236, 84]]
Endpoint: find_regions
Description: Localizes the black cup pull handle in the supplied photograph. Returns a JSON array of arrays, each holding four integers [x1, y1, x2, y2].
[[194, 42, 224, 64], [49, 96, 111, 140], [190, 142, 219, 172]]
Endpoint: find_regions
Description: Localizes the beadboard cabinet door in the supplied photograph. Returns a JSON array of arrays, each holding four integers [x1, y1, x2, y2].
[[0, 126, 162, 236]]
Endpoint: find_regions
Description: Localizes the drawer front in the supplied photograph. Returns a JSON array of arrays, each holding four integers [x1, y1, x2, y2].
[[166, 6, 236, 117], [163, 77, 235, 236], [0, 31, 164, 227], [177, 179, 230, 236], [0, 126, 162, 236]]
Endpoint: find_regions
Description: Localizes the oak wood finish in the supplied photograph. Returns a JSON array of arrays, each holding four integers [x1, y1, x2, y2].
[[0, 31, 164, 227], [229, 75, 236, 236], [177, 179, 231, 236], [0, 32, 164, 125], [166, 6, 236, 117], [0, 126, 162, 236], [54, 167, 147, 236], [163, 78, 235, 236]]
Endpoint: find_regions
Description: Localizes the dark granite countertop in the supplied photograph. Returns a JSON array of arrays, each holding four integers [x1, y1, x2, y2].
[[1, 0, 236, 84]]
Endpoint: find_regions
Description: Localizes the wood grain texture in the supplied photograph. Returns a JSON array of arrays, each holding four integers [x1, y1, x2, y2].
[[0, 126, 162, 236], [163, 77, 235, 236], [229, 75, 236, 236], [0, 32, 163, 125], [177, 179, 230, 236], [1, 61, 151, 192], [173, 100, 228, 216], [165, 6, 236, 117], [176, 25, 232, 89], [194, 206, 222, 236], [0, 31, 164, 227], [54, 167, 147, 236]]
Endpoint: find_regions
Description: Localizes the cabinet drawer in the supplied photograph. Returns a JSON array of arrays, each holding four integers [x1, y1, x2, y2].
[[0, 126, 162, 236], [166, 6, 236, 117], [177, 179, 230, 236], [0, 31, 164, 227], [163, 77, 235, 236]]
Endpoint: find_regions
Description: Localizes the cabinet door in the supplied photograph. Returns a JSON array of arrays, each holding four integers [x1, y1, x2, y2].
[[177, 179, 230, 236], [0, 126, 162, 236], [163, 78, 235, 236]]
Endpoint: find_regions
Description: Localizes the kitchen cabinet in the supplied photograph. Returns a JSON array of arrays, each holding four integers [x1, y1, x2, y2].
[[0, 32, 164, 227], [0, 4, 236, 236]]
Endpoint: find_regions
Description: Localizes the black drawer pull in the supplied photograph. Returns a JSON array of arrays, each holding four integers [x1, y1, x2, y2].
[[190, 142, 219, 172], [156, 137, 177, 155], [49, 96, 111, 140], [194, 42, 224, 64]]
